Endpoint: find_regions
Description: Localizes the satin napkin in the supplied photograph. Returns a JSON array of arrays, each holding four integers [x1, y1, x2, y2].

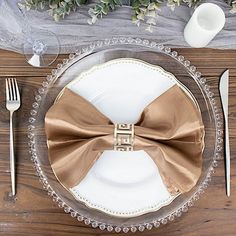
[[45, 84, 205, 195]]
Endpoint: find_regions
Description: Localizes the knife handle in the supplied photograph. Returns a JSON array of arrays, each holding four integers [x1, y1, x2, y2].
[[225, 115, 230, 197]]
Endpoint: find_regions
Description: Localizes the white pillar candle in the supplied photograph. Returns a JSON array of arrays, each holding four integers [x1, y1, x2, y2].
[[184, 3, 225, 48]]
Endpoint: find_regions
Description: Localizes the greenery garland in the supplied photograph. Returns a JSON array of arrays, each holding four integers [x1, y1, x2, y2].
[[20, 0, 236, 30]]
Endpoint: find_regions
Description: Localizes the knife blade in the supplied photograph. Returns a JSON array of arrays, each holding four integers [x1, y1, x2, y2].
[[219, 69, 230, 197]]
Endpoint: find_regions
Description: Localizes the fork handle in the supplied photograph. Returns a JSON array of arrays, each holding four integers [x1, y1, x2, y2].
[[9, 111, 15, 196]]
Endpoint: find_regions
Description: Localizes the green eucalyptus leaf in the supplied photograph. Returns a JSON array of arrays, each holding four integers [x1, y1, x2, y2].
[[139, 0, 150, 7], [60, 2, 66, 7], [137, 12, 145, 20], [101, 4, 109, 14], [132, 0, 139, 7], [53, 13, 60, 21], [131, 15, 138, 21], [101, 0, 110, 4], [49, 3, 58, 9], [139, 7, 147, 12], [114, 0, 122, 5]]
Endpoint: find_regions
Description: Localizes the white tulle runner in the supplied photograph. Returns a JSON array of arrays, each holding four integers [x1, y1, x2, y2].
[[0, 0, 236, 54]]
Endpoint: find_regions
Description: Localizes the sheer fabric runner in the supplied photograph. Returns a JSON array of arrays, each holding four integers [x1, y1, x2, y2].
[[0, 0, 235, 54]]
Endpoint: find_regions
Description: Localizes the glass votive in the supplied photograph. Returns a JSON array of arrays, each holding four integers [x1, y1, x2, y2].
[[184, 3, 225, 48]]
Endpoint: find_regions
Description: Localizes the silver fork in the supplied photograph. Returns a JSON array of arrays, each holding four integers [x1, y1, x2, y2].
[[5, 78, 21, 196]]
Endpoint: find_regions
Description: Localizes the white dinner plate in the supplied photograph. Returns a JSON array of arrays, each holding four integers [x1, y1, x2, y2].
[[57, 58, 198, 217]]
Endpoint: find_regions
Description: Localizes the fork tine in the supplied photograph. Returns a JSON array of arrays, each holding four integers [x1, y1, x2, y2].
[[7, 78, 13, 101], [10, 78, 16, 101], [14, 78, 20, 101], [5, 79, 9, 101]]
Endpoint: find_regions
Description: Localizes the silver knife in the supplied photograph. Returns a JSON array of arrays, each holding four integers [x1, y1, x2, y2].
[[219, 69, 230, 197]]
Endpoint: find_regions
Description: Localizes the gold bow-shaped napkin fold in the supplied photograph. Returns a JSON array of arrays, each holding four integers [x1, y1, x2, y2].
[[45, 85, 204, 195]]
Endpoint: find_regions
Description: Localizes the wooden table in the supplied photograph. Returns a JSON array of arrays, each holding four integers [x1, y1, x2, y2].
[[0, 49, 235, 236]]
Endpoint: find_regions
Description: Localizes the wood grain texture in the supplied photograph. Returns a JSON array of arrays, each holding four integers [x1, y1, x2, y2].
[[0, 48, 235, 236]]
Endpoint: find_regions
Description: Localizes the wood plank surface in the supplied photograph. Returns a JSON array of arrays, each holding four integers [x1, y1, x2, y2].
[[0, 48, 235, 236]]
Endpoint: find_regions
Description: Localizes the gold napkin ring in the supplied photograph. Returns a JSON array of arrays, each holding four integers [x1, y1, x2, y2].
[[114, 124, 134, 151]]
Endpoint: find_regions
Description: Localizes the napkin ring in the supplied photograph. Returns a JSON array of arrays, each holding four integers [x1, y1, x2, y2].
[[114, 124, 134, 151]]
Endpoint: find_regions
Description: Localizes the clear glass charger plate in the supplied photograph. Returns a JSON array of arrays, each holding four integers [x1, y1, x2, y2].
[[28, 37, 223, 233]]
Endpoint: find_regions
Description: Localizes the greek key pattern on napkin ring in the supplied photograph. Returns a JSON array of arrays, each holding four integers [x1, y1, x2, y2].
[[114, 124, 134, 151]]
